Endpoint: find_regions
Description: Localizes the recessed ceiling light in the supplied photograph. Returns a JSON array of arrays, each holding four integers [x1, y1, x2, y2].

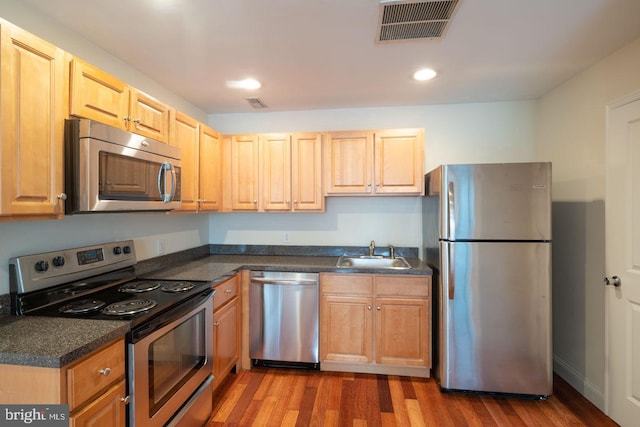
[[225, 78, 262, 90], [413, 68, 437, 81]]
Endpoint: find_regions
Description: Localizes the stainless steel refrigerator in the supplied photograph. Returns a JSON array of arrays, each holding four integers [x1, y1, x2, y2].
[[423, 162, 552, 398]]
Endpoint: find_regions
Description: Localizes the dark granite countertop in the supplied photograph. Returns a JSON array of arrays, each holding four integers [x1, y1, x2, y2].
[[140, 253, 432, 282], [0, 244, 431, 369], [0, 316, 129, 368]]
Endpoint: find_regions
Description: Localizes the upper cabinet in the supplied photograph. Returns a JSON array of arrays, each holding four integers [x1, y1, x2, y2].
[[169, 112, 222, 213], [225, 134, 260, 211], [324, 128, 424, 196], [70, 58, 171, 143], [170, 111, 200, 212], [198, 124, 223, 212], [0, 22, 67, 219], [291, 133, 324, 211], [224, 133, 324, 212]]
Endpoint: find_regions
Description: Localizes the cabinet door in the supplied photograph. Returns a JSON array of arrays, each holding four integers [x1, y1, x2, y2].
[[324, 131, 373, 195], [129, 89, 171, 142], [170, 111, 199, 211], [199, 125, 222, 211], [69, 58, 129, 130], [70, 381, 126, 427], [0, 24, 66, 217], [320, 295, 373, 363], [213, 298, 239, 383], [292, 133, 324, 211], [230, 135, 260, 210], [373, 129, 424, 195], [261, 133, 291, 211], [375, 297, 430, 367]]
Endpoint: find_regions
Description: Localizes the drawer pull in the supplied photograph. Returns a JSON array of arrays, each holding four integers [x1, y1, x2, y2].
[[213, 322, 220, 327], [121, 395, 131, 405], [225, 289, 232, 294], [98, 368, 111, 376]]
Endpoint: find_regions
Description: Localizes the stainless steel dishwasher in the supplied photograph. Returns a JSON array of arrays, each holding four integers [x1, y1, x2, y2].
[[249, 271, 319, 369]]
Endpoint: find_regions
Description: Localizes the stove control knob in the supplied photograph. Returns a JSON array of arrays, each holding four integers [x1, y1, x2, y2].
[[34, 260, 49, 273], [123, 246, 132, 255], [52, 256, 65, 267], [113, 246, 122, 255]]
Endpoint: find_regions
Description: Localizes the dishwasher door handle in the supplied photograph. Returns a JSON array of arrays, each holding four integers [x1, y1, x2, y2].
[[250, 278, 318, 285]]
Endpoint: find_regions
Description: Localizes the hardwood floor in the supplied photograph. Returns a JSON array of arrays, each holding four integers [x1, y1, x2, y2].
[[208, 369, 618, 426]]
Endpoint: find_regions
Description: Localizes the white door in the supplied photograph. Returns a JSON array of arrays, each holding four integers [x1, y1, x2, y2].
[[605, 92, 640, 426]]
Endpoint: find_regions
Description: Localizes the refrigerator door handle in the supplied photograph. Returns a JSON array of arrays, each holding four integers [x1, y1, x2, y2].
[[447, 181, 455, 240], [443, 243, 455, 300]]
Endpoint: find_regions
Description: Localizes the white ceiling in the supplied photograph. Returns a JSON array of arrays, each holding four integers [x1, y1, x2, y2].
[[22, 0, 640, 114]]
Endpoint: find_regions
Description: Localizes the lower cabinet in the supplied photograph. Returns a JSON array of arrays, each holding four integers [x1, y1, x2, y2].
[[0, 338, 127, 426], [212, 274, 240, 390], [319, 273, 431, 377]]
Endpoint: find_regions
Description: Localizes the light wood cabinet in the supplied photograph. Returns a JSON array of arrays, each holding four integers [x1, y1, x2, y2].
[[199, 124, 223, 211], [170, 111, 200, 211], [212, 274, 240, 390], [261, 133, 292, 211], [324, 128, 424, 196], [291, 133, 324, 211], [70, 57, 171, 143], [0, 339, 128, 426], [0, 22, 67, 219], [225, 134, 260, 211], [320, 273, 431, 377], [169, 114, 222, 213], [225, 132, 324, 212]]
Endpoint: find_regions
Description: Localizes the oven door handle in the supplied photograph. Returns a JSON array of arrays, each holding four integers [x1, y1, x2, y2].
[[130, 289, 214, 343]]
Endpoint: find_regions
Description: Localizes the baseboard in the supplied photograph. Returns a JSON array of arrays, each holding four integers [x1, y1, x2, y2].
[[553, 354, 605, 411]]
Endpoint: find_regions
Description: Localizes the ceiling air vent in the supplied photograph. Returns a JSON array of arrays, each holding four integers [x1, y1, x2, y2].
[[245, 97, 267, 109], [377, 0, 460, 43]]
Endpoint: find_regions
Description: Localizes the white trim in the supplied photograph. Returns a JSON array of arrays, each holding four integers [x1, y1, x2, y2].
[[553, 355, 605, 411]]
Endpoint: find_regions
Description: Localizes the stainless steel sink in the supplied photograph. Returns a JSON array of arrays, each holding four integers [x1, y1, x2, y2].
[[336, 255, 412, 270]]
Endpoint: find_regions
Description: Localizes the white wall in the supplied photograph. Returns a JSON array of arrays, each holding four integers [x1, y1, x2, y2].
[[0, 213, 209, 295], [0, 1, 211, 296], [536, 36, 640, 409], [0, 0, 207, 122], [208, 101, 539, 248]]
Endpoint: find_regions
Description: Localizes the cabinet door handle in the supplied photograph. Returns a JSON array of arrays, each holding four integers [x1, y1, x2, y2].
[[133, 118, 141, 124], [376, 306, 381, 311], [98, 368, 111, 376], [213, 321, 220, 327], [367, 306, 372, 311], [225, 289, 232, 294], [121, 395, 131, 405], [57, 193, 67, 201]]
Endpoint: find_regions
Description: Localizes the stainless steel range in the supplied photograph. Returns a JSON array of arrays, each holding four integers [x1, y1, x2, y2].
[[9, 240, 214, 427]]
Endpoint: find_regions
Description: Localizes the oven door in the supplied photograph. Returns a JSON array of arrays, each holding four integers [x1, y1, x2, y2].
[[128, 290, 213, 427]]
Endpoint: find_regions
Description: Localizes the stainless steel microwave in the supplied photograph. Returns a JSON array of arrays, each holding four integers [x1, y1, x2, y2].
[[64, 119, 181, 213]]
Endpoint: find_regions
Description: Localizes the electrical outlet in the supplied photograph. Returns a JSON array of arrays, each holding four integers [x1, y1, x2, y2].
[[283, 232, 289, 243], [157, 239, 166, 255]]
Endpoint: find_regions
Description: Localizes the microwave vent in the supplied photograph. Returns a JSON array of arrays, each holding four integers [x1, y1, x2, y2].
[[377, 0, 460, 42]]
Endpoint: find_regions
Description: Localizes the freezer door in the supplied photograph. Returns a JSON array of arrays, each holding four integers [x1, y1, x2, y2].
[[438, 241, 552, 396], [439, 162, 551, 241]]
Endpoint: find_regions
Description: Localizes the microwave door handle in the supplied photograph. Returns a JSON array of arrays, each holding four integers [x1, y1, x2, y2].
[[168, 163, 177, 202], [158, 162, 172, 202]]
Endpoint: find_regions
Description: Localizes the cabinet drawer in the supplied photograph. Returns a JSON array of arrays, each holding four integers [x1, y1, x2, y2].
[[67, 339, 125, 411], [375, 275, 430, 298], [320, 273, 373, 295], [213, 275, 239, 311]]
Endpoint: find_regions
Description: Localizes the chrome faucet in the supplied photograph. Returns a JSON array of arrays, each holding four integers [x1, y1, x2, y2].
[[389, 245, 395, 259], [369, 240, 375, 256]]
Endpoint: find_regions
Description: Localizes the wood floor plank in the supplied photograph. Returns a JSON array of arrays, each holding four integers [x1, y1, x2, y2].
[[207, 370, 619, 427], [387, 375, 412, 426]]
